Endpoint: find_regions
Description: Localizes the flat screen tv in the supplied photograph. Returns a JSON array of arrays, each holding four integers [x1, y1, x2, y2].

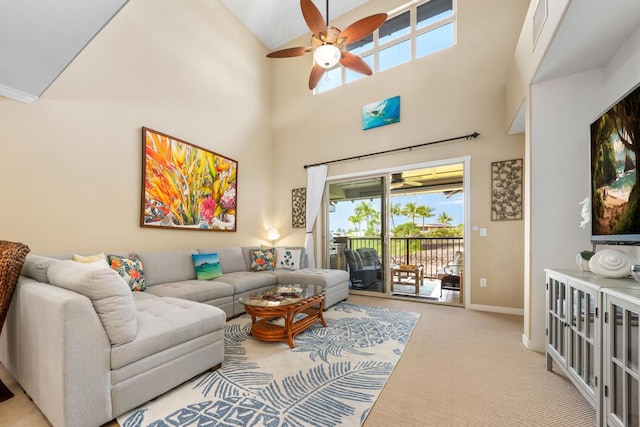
[[590, 84, 640, 245]]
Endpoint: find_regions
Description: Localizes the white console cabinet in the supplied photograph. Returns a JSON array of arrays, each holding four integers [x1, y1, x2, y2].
[[546, 269, 640, 427], [601, 287, 640, 427]]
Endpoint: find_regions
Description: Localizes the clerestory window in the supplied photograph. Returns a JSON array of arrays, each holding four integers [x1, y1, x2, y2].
[[316, 0, 455, 93]]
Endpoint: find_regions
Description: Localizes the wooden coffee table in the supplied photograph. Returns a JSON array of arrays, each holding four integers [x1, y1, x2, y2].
[[239, 284, 326, 348]]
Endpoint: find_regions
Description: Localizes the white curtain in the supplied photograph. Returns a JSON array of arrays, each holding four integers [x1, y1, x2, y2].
[[304, 165, 328, 269]]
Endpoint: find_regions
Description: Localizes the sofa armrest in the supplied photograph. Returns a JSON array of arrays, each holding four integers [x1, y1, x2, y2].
[[0, 277, 112, 427]]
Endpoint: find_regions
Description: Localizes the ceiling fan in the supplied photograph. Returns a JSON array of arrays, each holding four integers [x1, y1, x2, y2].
[[266, 0, 387, 90], [390, 173, 422, 189]]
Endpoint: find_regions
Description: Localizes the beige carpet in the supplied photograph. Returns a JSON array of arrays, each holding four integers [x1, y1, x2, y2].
[[1, 295, 596, 427], [352, 295, 597, 427]]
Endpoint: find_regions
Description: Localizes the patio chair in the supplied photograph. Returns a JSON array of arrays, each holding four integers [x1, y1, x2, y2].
[[440, 251, 463, 298], [344, 249, 377, 288], [356, 248, 382, 280], [355, 248, 381, 269]]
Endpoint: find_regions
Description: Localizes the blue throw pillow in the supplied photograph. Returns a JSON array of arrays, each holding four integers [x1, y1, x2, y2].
[[192, 253, 223, 280]]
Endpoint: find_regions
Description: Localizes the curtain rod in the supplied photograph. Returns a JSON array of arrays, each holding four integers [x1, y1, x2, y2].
[[303, 132, 479, 169]]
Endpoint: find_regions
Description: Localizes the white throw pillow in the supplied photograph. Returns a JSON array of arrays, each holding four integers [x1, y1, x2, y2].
[[21, 254, 57, 282], [72, 252, 107, 264], [47, 260, 137, 346], [276, 248, 302, 270]]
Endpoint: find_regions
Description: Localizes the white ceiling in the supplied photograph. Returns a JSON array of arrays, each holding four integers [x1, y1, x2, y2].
[[0, 0, 128, 103], [534, 0, 640, 82], [2, 1, 640, 104], [221, 0, 370, 50]]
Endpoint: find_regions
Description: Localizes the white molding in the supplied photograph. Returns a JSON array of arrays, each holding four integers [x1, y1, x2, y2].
[[469, 303, 524, 316], [326, 156, 472, 183], [522, 333, 545, 352], [0, 84, 39, 104]]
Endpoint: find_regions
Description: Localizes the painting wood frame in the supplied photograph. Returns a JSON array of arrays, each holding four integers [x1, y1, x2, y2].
[[141, 127, 238, 231], [491, 159, 523, 221]]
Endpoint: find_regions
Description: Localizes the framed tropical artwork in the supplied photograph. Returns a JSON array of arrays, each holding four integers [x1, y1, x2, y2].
[[362, 96, 400, 130], [141, 127, 238, 231]]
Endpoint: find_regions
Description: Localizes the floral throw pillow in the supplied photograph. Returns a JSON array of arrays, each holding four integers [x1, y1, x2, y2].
[[107, 254, 146, 291], [250, 248, 276, 271]]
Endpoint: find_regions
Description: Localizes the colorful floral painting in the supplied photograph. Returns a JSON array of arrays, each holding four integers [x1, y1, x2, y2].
[[141, 128, 238, 231]]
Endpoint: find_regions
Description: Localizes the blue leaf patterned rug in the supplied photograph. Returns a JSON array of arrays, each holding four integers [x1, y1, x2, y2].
[[118, 302, 420, 427]]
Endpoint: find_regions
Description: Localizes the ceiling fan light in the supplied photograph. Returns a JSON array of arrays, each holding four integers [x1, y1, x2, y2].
[[313, 44, 341, 68]]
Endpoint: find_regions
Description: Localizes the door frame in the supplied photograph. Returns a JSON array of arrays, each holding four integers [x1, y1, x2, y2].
[[321, 156, 471, 307]]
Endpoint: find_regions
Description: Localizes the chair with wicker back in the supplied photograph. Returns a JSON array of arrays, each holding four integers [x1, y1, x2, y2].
[[0, 240, 30, 402]]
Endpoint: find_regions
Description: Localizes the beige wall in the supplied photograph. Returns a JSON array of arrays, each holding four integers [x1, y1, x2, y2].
[[0, 0, 273, 254], [270, 0, 529, 311], [0, 0, 530, 312]]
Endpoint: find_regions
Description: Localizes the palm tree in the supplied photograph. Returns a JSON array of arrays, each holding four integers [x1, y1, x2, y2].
[[354, 201, 378, 235], [438, 211, 454, 224], [390, 202, 403, 228], [404, 202, 419, 224], [347, 214, 362, 236], [416, 205, 435, 228], [366, 214, 381, 237]]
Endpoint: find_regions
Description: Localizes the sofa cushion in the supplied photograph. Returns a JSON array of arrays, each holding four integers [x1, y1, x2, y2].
[[144, 279, 234, 303], [212, 271, 276, 294], [21, 254, 57, 282], [198, 247, 246, 273], [277, 268, 350, 288], [135, 250, 198, 286], [249, 248, 276, 271], [192, 253, 223, 280], [111, 297, 225, 370], [47, 259, 138, 346], [107, 254, 146, 291], [275, 248, 302, 270]]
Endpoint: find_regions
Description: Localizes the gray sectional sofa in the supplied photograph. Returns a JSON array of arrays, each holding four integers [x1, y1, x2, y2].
[[0, 245, 349, 427]]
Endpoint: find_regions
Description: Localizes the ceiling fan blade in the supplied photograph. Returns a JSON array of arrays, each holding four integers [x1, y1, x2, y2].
[[309, 64, 325, 90], [339, 52, 372, 75], [338, 13, 388, 45], [301, 0, 328, 39], [266, 47, 312, 58]]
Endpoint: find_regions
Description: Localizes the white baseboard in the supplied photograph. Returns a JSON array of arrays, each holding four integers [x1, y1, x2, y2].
[[469, 303, 524, 316], [521, 334, 545, 352]]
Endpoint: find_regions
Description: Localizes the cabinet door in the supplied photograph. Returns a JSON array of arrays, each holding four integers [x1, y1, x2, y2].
[[604, 295, 640, 427], [567, 283, 599, 397], [547, 275, 567, 362]]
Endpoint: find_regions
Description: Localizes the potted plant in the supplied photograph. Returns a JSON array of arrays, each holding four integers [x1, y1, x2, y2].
[[576, 250, 595, 272]]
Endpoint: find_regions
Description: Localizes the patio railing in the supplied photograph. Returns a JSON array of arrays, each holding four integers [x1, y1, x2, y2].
[[347, 237, 463, 279]]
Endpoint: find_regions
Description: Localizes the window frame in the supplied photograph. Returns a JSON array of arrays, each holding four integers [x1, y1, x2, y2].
[[316, 0, 456, 94]]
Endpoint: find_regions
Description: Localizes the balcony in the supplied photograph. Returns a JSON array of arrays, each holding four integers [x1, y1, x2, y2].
[[343, 237, 463, 279]]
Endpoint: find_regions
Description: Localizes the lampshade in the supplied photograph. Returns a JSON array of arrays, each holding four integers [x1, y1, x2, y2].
[[267, 227, 280, 241], [313, 44, 341, 69]]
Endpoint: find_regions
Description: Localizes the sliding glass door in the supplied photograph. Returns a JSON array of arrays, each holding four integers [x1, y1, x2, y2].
[[326, 161, 465, 306]]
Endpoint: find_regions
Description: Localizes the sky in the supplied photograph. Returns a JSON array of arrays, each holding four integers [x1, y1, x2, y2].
[[329, 191, 464, 233]]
